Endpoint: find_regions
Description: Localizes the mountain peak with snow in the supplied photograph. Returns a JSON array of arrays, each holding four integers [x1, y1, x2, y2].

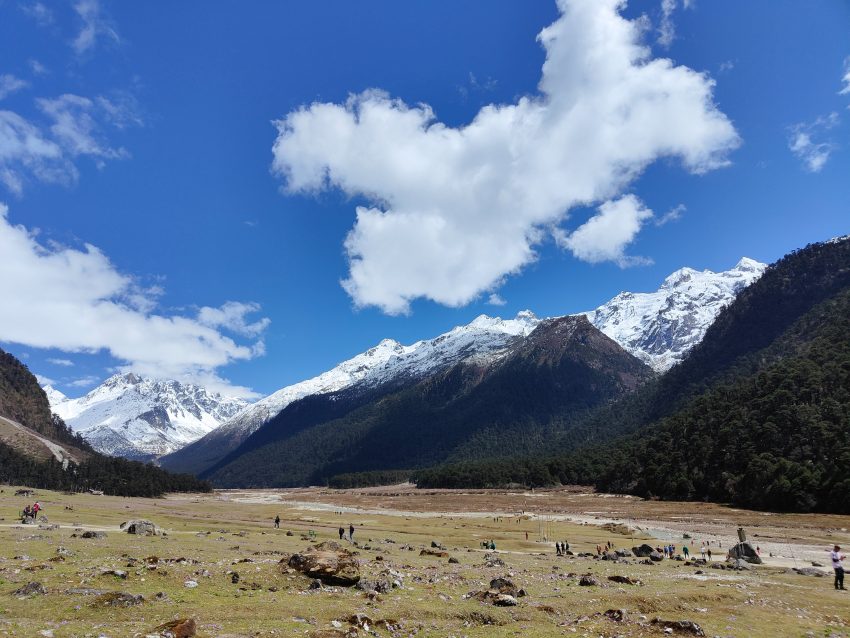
[[584, 257, 767, 371], [49, 374, 248, 459]]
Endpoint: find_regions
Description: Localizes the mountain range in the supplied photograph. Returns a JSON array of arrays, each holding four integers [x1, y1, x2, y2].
[[42, 258, 765, 468]]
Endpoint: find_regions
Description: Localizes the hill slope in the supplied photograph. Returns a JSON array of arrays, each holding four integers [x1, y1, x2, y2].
[[202, 316, 652, 487], [417, 237, 850, 512]]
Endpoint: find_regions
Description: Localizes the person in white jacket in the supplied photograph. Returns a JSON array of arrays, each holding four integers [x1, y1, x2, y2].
[[831, 545, 845, 590]]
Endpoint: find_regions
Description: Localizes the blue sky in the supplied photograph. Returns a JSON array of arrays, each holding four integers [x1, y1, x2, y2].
[[1, 0, 848, 398]]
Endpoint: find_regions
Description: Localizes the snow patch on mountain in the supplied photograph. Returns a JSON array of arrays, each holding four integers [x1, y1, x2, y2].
[[583, 257, 766, 371], [48, 373, 248, 459]]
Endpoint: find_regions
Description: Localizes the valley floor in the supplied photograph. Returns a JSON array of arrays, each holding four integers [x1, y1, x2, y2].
[[0, 485, 848, 637]]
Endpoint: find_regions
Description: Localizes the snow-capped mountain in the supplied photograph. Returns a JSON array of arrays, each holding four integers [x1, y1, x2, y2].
[[162, 311, 541, 472], [42, 385, 68, 406], [584, 257, 767, 371], [48, 373, 248, 459], [163, 258, 765, 473]]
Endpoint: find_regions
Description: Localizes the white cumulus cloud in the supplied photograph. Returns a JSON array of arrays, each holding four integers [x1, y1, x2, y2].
[[557, 195, 654, 267], [271, 0, 738, 315], [0, 205, 268, 398]]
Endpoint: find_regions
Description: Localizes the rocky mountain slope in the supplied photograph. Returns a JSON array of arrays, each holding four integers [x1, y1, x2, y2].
[[49, 374, 247, 460]]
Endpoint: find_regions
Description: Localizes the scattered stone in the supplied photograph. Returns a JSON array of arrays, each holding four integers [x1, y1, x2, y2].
[[101, 569, 128, 579], [650, 619, 705, 636], [430, 540, 446, 550], [649, 551, 664, 562], [231, 572, 240, 584], [148, 618, 196, 637], [120, 519, 158, 536], [90, 592, 144, 607], [448, 557, 459, 564], [287, 542, 361, 586], [615, 549, 632, 557], [579, 573, 601, 586], [12, 582, 46, 597], [608, 575, 640, 585], [792, 567, 827, 577], [184, 580, 198, 588], [308, 578, 323, 590], [420, 548, 449, 558], [285, 530, 294, 536], [81, 531, 106, 539], [812, 561, 824, 567], [604, 608, 627, 622]]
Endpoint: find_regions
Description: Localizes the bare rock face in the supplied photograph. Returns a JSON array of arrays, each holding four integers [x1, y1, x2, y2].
[[148, 618, 197, 637], [90, 592, 145, 607], [12, 582, 46, 597], [120, 519, 158, 536], [287, 541, 360, 586]]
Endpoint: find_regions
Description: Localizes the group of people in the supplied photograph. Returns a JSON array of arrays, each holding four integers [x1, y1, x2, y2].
[[480, 539, 497, 550], [338, 524, 356, 542], [20, 501, 42, 523], [555, 540, 570, 555]]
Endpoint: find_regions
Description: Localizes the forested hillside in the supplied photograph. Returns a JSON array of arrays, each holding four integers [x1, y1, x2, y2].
[[417, 238, 850, 513], [203, 316, 652, 487]]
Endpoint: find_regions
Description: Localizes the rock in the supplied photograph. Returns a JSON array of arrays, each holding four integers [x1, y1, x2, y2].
[[601, 551, 619, 561], [12, 582, 46, 597], [287, 541, 361, 586], [430, 540, 446, 549], [148, 618, 196, 637], [579, 573, 601, 586], [650, 619, 705, 636], [492, 593, 518, 606], [604, 608, 627, 622], [727, 542, 762, 564], [420, 548, 449, 558], [285, 530, 294, 536], [90, 592, 144, 607], [812, 561, 824, 567], [184, 580, 198, 588], [632, 543, 655, 557], [448, 557, 459, 564], [649, 551, 664, 561], [728, 559, 751, 571], [308, 578, 324, 590], [101, 569, 128, 579], [489, 577, 519, 596], [81, 531, 106, 539], [231, 572, 240, 584], [792, 567, 827, 577], [120, 519, 158, 536], [615, 549, 632, 557], [608, 575, 640, 585]]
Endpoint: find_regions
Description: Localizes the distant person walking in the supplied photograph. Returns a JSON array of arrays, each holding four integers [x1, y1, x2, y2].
[[338, 526, 345, 541], [832, 545, 845, 590], [349, 524, 355, 542], [707, 548, 712, 561], [274, 515, 280, 529], [700, 545, 707, 559], [683, 545, 689, 559]]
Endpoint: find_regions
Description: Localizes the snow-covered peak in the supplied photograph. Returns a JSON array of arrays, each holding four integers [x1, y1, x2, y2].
[[49, 375, 248, 459], [584, 258, 767, 371], [43, 385, 68, 407]]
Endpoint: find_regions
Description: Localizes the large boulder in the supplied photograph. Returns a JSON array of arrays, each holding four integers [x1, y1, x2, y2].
[[632, 543, 655, 557], [727, 542, 762, 564], [120, 520, 158, 536], [287, 541, 360, 586]]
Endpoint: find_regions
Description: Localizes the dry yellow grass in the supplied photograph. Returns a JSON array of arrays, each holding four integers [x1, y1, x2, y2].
[[0, 485, 848, 637]]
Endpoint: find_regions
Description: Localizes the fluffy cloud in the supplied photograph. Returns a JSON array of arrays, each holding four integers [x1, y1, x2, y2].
[[0, 75, 28, 101], [198, 301, 272, 338], [0, 93, 136, 195], [271, 0, 738, 315], [72, 0, 120, 56], [557, 195, 654, 267], [788, 113, 839, 173], [0, 205, 267, 397]]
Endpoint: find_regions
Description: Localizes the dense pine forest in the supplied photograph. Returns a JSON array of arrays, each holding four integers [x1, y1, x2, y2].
[[416, 238, 850, 513]]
